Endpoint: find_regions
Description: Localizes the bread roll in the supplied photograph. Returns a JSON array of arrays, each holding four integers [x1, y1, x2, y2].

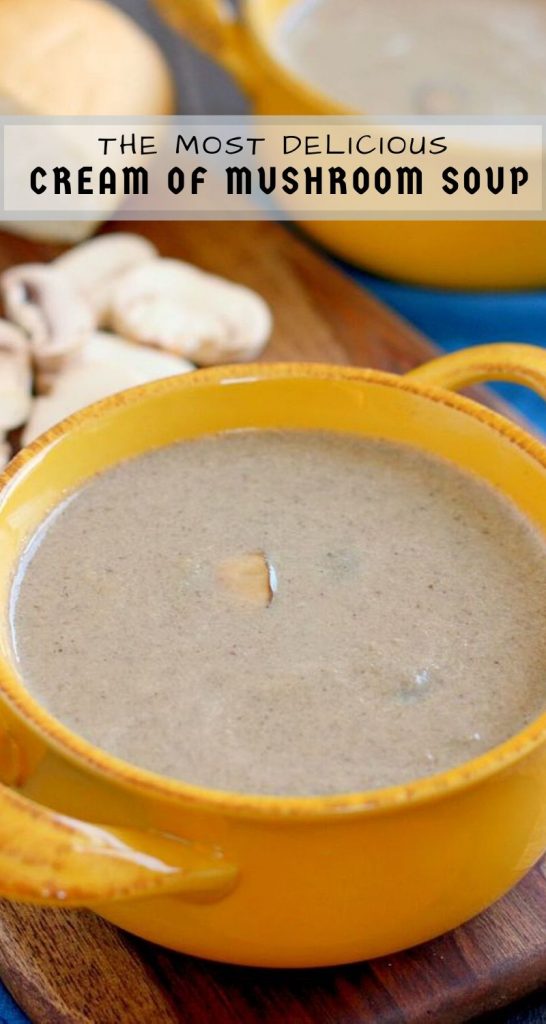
[[0, 0, 176, 241]]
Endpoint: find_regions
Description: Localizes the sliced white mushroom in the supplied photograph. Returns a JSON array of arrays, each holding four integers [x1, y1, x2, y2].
[[0, 319, 32, 431], [109, 258, 272, 365], [22, 332, 193, 444], [54, 233, 158, 324], [0, 263, 95, 385], [217, 551, 275, 608]]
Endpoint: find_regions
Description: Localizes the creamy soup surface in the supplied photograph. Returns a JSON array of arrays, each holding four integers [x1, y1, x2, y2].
[[11, 431, 546, 795], [274, 0, 546, 114]]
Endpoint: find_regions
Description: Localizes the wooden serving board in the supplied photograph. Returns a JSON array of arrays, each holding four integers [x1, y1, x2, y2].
[[0, 220, 543, 1024]]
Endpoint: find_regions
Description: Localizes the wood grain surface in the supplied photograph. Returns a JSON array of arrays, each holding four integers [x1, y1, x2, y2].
[[0, 220, 542, 1024]]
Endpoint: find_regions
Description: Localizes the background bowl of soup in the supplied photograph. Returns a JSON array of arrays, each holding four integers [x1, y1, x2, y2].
[[153, 0, 546, 290], [1, 344, 546, 966]]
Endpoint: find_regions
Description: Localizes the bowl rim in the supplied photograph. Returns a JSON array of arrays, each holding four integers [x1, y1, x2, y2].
[[2, 360, 546, 821]]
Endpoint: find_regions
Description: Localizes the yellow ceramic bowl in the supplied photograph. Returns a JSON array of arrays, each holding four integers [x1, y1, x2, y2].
[[153, 0, 546, 290], [2, 344, 546, 967]]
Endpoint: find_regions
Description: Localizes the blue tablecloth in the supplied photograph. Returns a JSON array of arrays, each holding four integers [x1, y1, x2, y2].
[[0, 988, 28, 1024], [0, 277, 545, 1024], [355, 272, 546, 432]]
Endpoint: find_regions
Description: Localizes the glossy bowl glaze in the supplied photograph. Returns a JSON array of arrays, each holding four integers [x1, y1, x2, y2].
[[1, 345, 546, 966]]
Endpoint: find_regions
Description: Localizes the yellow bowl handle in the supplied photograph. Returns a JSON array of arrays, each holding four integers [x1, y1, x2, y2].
[[153, 0, 255, 91], [406, 343, 546, 398], [0, 773, 236, 907]]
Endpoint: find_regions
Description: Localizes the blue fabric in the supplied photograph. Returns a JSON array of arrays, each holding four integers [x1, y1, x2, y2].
[[0, 986, 29, 1024], [350, 270, 546, 432]]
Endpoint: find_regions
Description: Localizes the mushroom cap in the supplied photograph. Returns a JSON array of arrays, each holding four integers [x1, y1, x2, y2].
[[110, 258, 273, 365], [22, 332, 193, 444], [55, 233, 159, 323]]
